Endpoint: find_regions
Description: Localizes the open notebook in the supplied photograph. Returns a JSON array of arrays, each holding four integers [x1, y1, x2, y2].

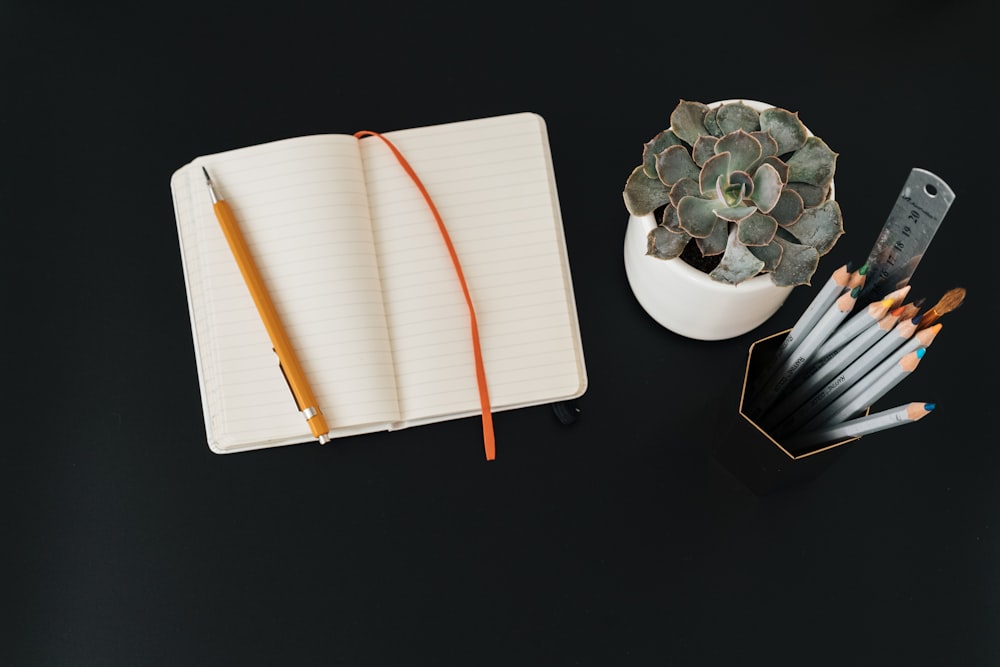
[[170, 112, 587, 454]]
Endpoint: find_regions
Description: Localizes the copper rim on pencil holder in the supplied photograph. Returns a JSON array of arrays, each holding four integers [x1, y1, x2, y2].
[[708, 329, 869, 497], [739, 330, 870, 460]]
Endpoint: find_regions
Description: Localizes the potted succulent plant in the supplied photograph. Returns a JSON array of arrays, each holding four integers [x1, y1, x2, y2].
[[622, 99, 845, 340]]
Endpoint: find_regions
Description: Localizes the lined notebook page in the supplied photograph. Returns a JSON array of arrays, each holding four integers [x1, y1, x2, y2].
[[360, 113, 587, 423], [172, 135, 401, 452]]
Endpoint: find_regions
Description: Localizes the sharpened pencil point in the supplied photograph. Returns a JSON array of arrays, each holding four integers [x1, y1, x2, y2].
[[857, 263, 868, 275], [925, 403, 935, 411], [202, 167, 220, 203]]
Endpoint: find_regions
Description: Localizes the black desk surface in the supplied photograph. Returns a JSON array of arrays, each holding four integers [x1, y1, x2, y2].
[[6, 3, 997, 665]]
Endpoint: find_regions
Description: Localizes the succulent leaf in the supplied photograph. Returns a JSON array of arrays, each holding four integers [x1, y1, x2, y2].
[[768, 236, 820, 287], [660, 203, 682, 231], [696, 221, 729, 256], [669, 178, 701, 208], [716, 101, 761, 134], [735, 211, 778, 246], [718, 176, 746, 207], [785, 182, 827, 207], [677, 195, 724, 238], [760, 156, 789, 182], [759, 108, 807, 154], [770, 188, 805, 226], [647, 224, 690, 259], [623, 166, 671, 216], [656, 144, 701, 186], [747, 239, 783, 272], [729, 171, 754, 201], [716, 204, 756, 223], [709, 228, 766, 285], [783, 200, 844, 254], [642, 130, 683, 178], [704, 107, 721, 136], [692, 135, 718, 166], [750, 131, 779, 159], [785, 136, 838, 188], [669, 100, 710, 145], [699, 152, 731, 196], [715, 130, 762, 172], [750, 163, 782, 213]]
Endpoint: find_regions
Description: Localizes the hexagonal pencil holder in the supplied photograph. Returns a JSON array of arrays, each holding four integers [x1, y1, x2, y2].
[[711, 330, 863, 496]]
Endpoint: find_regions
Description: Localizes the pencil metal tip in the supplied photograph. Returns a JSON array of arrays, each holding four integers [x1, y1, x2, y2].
[[202, 166, 220, 203]]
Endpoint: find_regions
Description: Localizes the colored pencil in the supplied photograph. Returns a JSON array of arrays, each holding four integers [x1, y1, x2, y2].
[[847, 265, 868, 290], [783, 401, 935, 451], [796, 347, 926, 433], [751, 262, 857, 392], [760, 306, 903, 430], [771, 317, 937, 437], [812, 285, 909, 359], [745, 286, 859, 420]]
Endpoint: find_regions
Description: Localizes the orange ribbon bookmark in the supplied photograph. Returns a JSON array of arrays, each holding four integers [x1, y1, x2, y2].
[[354, 130, 496, 460]]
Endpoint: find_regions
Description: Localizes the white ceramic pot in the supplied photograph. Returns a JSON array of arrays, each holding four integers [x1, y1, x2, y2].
[[624, 213, 793, 340]]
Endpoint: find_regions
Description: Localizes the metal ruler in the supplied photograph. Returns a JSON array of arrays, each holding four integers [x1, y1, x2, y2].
[[858, 168, 955, 305]]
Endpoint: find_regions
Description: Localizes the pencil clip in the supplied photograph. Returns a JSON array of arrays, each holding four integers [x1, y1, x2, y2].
[[275, 351, 305, 412]]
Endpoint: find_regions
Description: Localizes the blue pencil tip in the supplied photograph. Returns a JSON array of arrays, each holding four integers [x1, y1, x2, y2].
[[925, 403, 936, 411], [915, 347, 926, 358]]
